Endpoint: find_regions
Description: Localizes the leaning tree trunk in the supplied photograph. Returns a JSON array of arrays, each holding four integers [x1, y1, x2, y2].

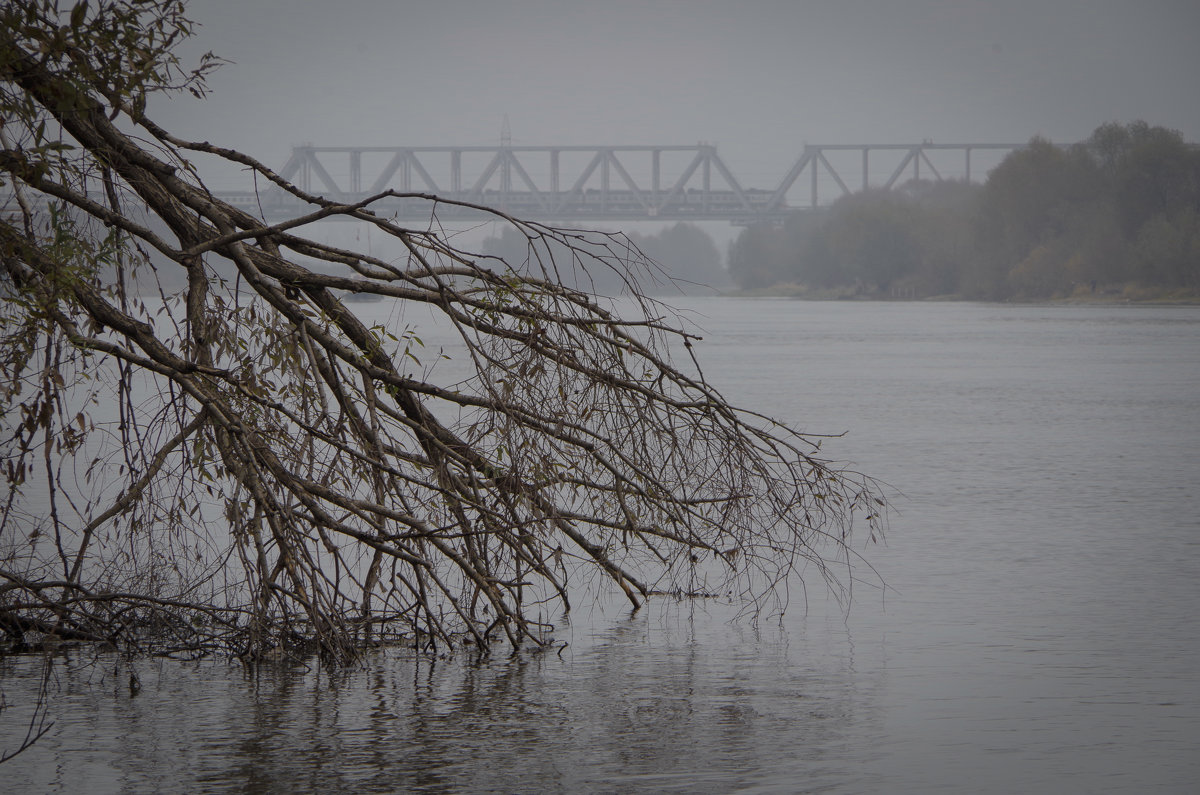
[[0, 3, 884, 663]]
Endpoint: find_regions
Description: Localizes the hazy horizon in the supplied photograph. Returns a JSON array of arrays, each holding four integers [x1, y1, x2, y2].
[[156, 1, 1200, 187]]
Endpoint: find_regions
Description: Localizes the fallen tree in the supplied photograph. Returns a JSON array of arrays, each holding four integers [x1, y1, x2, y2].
[[0, 1, 884, 664]]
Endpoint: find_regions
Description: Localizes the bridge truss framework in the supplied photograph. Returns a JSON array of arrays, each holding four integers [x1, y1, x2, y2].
[[221, 142, 1030, 224]]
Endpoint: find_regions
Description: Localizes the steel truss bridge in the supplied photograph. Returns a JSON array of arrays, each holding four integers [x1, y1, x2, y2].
[[217, 142, 1029, 225]]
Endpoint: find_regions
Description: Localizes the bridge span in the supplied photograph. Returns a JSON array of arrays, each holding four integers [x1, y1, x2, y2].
[[219, 142, 1028, 225]]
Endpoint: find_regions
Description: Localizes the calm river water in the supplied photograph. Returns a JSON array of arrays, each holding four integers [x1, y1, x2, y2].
[[3, 299, 1198, 793]]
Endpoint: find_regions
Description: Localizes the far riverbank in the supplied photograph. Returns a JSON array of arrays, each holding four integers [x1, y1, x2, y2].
[[724, 282, 1200, 305]]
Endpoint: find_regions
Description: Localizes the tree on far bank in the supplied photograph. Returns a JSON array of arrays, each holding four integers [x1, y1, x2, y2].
[[727, 121, 1200, 299], [978, 123, 1200, 296], [969, 137, 1101, 298], [484, 221, 727, 296], [802, 189, 923, 292], [626, 222, 728, 293]]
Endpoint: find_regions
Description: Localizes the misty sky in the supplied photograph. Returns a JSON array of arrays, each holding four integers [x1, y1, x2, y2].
[[156, 0, 1200, 197]]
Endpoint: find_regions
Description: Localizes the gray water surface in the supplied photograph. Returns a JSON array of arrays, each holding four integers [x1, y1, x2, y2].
[[3, 299, 1198, 793]]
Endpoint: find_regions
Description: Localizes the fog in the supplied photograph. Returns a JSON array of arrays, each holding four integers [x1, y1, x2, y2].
[[158, 1, 1199, 185], [6, 7, 1200, 788], [148, 0, 1200, 256]]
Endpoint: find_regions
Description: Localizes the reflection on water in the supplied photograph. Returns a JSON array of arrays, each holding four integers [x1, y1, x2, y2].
[[3, 601, 885, 793], [3, 301, 1199, 792]]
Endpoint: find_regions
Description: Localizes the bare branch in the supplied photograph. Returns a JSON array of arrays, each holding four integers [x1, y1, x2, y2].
[[0, 3, 884, 667]]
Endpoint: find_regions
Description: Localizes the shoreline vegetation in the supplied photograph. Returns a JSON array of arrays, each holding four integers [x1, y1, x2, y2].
[[727, 121, 1200, 303], [724, 283, 1200, 304]]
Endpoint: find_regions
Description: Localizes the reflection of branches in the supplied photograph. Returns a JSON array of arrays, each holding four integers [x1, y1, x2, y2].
[[0, 3, 884, 665], [0, 656, 55, 764]]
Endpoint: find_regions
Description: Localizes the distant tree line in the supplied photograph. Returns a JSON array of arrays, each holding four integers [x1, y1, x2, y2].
[[484, 221, 727, 296], [729, 121, 1200, 300]]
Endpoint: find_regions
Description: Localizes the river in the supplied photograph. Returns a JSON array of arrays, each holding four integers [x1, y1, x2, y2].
[[3, 298, 1198, 793]]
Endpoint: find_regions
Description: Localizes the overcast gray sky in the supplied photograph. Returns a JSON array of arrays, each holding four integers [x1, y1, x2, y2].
[[156, 0, 1200, 198]]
